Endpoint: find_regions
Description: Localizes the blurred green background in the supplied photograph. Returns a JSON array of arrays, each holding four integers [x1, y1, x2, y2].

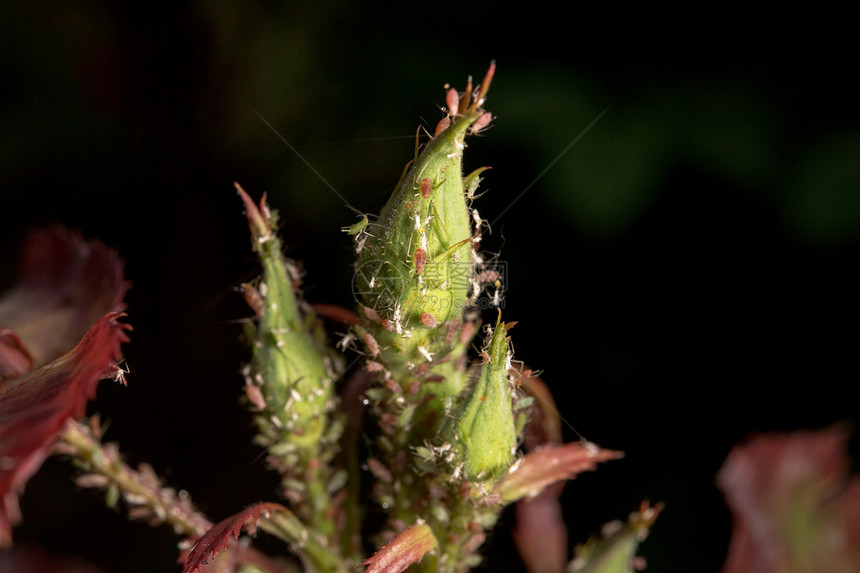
[[2, 2, 858, 572]]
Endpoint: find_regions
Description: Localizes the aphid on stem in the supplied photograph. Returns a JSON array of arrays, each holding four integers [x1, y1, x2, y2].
[[362, 332, 380, 357], [420, 177, 433, 199], [414, 248, 427, 275], [446, 87, 459, 117], [434, 117, 451, 136], [471, 112, 493, 135]]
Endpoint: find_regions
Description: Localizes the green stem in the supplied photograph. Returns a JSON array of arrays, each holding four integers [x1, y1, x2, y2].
[[260, 511, 349, 573], [57, 419, 211, 538]]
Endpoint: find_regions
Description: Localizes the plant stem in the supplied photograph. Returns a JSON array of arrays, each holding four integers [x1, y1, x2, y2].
[[56, 419, 212, 538], [260, 511, 350, 573]]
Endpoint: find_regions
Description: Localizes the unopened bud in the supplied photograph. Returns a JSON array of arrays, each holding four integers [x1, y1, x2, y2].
[[442, 312, 517, 481], [237, 183, 333, 447], [355, 64, 496, 338]]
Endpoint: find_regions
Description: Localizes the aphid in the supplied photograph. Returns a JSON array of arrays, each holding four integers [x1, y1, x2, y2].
[[365, 360, 385, 372], [420, 177, 433, 199], [385, 379, 402, 394], [414, 248, 427, 275], [337, 331, 357, 351], [464, 166, 491, 202], [471, 208, 483, 229], [367, 458, 393, 484], [354, 234, 368, 255], [434, 117, 450, 136], [476, 269, 500, 285], [244, 383, 266, 410], [362, 332, 380, 357], [407, 379, 421, 394], [240, 283, 264, 317], [491, 285, 503, 308], [345, 215, 369, 236], [421, 312, 437, 328], [471, 111, 493, 135], [109, 361, 130, 386], [446, 87, 459, 117], [362, 306, 382, 323]]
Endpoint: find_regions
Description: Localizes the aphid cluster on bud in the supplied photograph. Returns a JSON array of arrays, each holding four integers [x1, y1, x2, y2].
[[351, 64, 501, 366]]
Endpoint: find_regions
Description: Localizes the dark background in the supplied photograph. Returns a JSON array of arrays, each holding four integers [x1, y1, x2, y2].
[[2, 3, 858, 572]]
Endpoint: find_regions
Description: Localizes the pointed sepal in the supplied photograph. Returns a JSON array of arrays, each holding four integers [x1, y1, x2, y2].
[[361, 522, 439, 573]]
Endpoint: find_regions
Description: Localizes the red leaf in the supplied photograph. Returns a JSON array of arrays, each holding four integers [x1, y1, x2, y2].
[[0, 227, 130, 546], [717, 426, 860, 573], [514, 497, 567, 573], [183, 502, 290, 573], [495, 442, 623, 503], [0, 545, 104, 572], [0, 312, 131, 545], [512, 367, 568, 573], [360, 522, 438, 573], [0, 227, 129, 373], [0, 330, 34, 381]]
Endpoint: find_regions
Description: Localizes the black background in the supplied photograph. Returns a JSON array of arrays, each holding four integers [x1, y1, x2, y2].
[[2, 3, 858, 572]]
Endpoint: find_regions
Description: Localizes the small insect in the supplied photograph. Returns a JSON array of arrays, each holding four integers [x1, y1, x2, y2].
[[413, 248, 427, 275], [365, 360, 385, 372], [345, 215, 369, 236], [471, 111, 493, 135], [336, 331, 357, 351], [434, 117, 450, 136], [244, 383, 266, 410], [362, 306, 382, 323], [491, 286, 502, 308], [464, 166, 491, 202], [446, 87, 459, 117], [363, 332, 380, 357], [420, 177, 433, 199], [109, 360, 130, 386], [239, 283, 264, 317], [420, 312, 437, 328]]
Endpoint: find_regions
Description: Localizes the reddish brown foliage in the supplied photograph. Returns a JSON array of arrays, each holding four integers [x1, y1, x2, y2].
[[360, 522, 438, 573], [495, 442, 624, 503], [512, 369, 568, 573], [0, 312, 130, 545], [717, 426, 860, 573], [0, 227, 128, 371], [0, 228, 130, 546], [182, 502, 291, 573]]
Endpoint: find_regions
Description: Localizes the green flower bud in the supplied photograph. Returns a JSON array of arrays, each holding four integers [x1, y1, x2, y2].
[[237, 184, 334, 448], [354, 64, 495, 341], [442, 312, 517, 481]]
